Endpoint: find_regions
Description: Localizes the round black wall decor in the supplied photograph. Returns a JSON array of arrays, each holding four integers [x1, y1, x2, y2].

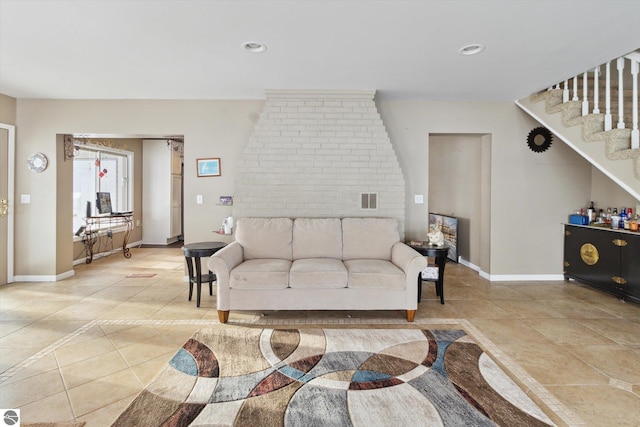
[[527, 127, 553, 153]]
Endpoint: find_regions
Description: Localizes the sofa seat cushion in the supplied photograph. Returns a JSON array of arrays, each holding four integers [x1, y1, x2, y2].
[[230, 259, 291, 290], [289, 258, 348, 289], [344, 259, 405, 290]]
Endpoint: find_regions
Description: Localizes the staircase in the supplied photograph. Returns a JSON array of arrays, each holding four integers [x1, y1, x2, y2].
[[516, 51, 640, 201]]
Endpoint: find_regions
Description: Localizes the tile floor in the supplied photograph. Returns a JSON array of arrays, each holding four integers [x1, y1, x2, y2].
[[0, 247, 639, 426]]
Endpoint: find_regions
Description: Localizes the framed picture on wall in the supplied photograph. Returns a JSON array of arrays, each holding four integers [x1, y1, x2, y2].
[[196, 158, 221, 177], [428, 212, 458, 262]]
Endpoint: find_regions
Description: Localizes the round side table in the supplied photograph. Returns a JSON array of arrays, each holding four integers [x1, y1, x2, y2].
[[181, 241, 226, 307], [407, 242, 449, 304]]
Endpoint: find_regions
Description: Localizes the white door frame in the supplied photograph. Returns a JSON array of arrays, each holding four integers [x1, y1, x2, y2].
[[1, 123, 15, 283]]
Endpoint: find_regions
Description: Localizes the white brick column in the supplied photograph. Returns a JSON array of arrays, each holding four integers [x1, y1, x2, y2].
[[234, 90, 405, 232]]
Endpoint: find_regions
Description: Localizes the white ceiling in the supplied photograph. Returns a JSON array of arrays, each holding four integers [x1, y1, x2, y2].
[[1, 0, 639, 101]]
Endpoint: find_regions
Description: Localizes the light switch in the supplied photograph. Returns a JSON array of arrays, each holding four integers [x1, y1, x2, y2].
[[21, 194, 31, 204], [196, 195, 203, 204], [414, 195, 424, 204]]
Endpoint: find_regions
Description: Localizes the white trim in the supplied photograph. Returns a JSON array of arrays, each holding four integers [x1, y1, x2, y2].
[[487, 274, 565, 281], [0, 123, 15, 283], [14, 270, 75, 282], [264, 89, 376, 99], [458, 257, 564, 281]]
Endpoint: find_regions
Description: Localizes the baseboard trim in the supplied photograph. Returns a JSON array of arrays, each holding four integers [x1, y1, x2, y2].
[[458, 257, 564, 281], [14, 269, 75, 282]]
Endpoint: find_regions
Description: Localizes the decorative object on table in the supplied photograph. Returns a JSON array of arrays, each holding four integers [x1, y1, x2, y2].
[[526, 126, 553, 153], [27, 152, 48, 173], [429, 212, 458, 262], [197, 157, 221, 177], [427, 226, 445, 246], [112, 326, 557, 426]]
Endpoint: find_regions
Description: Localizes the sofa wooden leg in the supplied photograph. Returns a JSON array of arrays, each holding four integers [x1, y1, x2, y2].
[[218, 310, 230, 323], [406, 310, 416, 322]]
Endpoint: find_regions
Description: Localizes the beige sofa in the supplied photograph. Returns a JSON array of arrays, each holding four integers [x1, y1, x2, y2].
[[207, 217, 428, 323]]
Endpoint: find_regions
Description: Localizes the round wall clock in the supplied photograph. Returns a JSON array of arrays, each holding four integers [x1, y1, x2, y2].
[[27, 153, 48, 173], [526, 127, 553, 153]]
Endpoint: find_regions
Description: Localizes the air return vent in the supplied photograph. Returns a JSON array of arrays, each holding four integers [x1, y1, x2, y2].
[[361, 193, 378, 210]]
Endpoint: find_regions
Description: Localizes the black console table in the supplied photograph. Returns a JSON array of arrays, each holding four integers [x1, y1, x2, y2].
[[83, 213, 134, 264], [408, 242, 449, 304]]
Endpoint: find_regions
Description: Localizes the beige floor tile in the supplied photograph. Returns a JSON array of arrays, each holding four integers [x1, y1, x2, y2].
[[491, 298, 565, 319], [129, 350, 176, 386], [445, 299, 512, 319], [116, 334, 178, 367], [523, 318, 618, 346], [469, 318, 551, 345], [0, 368, 65, 408], [67, 368, 143, 417], [566, 344, 640, 384], [18, 390, 75, 424], [578, 318, 640, 345], [60, 350, 129, 389], [500, 341, 610, 386], [0, 319, 86, 348], [54, 335, 118, 367], [547, 384, 640, 427], [77, 393, 138, 427], [5, 352, 59, 384]]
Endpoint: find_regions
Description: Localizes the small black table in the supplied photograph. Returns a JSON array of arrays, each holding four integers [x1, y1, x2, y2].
[[408, 242, 449, 304], [181, 241, 226, 307]]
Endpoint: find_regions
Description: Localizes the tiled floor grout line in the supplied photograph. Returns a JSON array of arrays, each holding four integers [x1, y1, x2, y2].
[[1, 316, 585, 426]]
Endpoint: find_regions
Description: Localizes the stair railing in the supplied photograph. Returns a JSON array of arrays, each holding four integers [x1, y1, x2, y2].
[[555, 51, 639, 149]]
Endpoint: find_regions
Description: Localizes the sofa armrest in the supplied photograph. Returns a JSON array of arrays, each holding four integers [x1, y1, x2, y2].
[[207, 241, 244, 310], [391, 242, 428, 274], [392, 242, 429, 310]]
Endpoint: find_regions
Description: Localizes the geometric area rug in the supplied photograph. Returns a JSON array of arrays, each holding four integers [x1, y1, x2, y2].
[[112, 327, 556, 426]]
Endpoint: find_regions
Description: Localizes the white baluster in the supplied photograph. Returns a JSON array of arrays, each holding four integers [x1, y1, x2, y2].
[[563, 80, 569, 103], [605, 61, 612, 131], [572, 76, 579, 101], [592, 67, 600, 114], [582, 72, 589, 116], [617, 57, 625, 129], [631, 58, 639, 149]]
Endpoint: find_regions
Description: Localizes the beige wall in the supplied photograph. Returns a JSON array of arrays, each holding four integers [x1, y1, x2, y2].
[[376, 100, 596, 277], [15, 99, 262, 277], [11, 96, 637, 279], [0, 94, 17, 124], [428, 134, 485, 267]]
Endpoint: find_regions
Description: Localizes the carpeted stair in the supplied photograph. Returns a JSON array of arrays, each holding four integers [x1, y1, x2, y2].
[[529, 86, 640, 180]]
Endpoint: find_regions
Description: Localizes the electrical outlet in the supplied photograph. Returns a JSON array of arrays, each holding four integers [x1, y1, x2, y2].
[[196, 195, 203, 204]]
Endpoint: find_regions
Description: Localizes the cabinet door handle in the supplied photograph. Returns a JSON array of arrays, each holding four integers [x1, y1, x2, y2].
[[612, 276, 627, 285], [612, 239, 627, 247]]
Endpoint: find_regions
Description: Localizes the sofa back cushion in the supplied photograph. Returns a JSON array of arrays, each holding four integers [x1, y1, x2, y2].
[[342, 218, 399, 260], [235, 217, 293, 260], [292, 218, 343, 260]]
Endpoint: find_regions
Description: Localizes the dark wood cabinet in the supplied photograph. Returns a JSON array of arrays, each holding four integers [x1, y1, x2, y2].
[[564, 224, 640, 302]]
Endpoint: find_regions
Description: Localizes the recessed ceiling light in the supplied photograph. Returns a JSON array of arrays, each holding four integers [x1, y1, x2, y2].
[[242, 41, 267, 53], [458, 44, 485, 56]]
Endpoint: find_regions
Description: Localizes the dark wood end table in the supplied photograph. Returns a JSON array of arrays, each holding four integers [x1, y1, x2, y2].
[[407, 242, 449, 304], [182, 241, 226, 307]]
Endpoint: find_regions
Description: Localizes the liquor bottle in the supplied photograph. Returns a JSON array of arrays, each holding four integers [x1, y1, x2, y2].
[[624, 208, 632, 230], [611, 208, 619, 229], [587, 201, 595, 224], [618, 208, 626, 230], [605, 207, 612, 225]]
